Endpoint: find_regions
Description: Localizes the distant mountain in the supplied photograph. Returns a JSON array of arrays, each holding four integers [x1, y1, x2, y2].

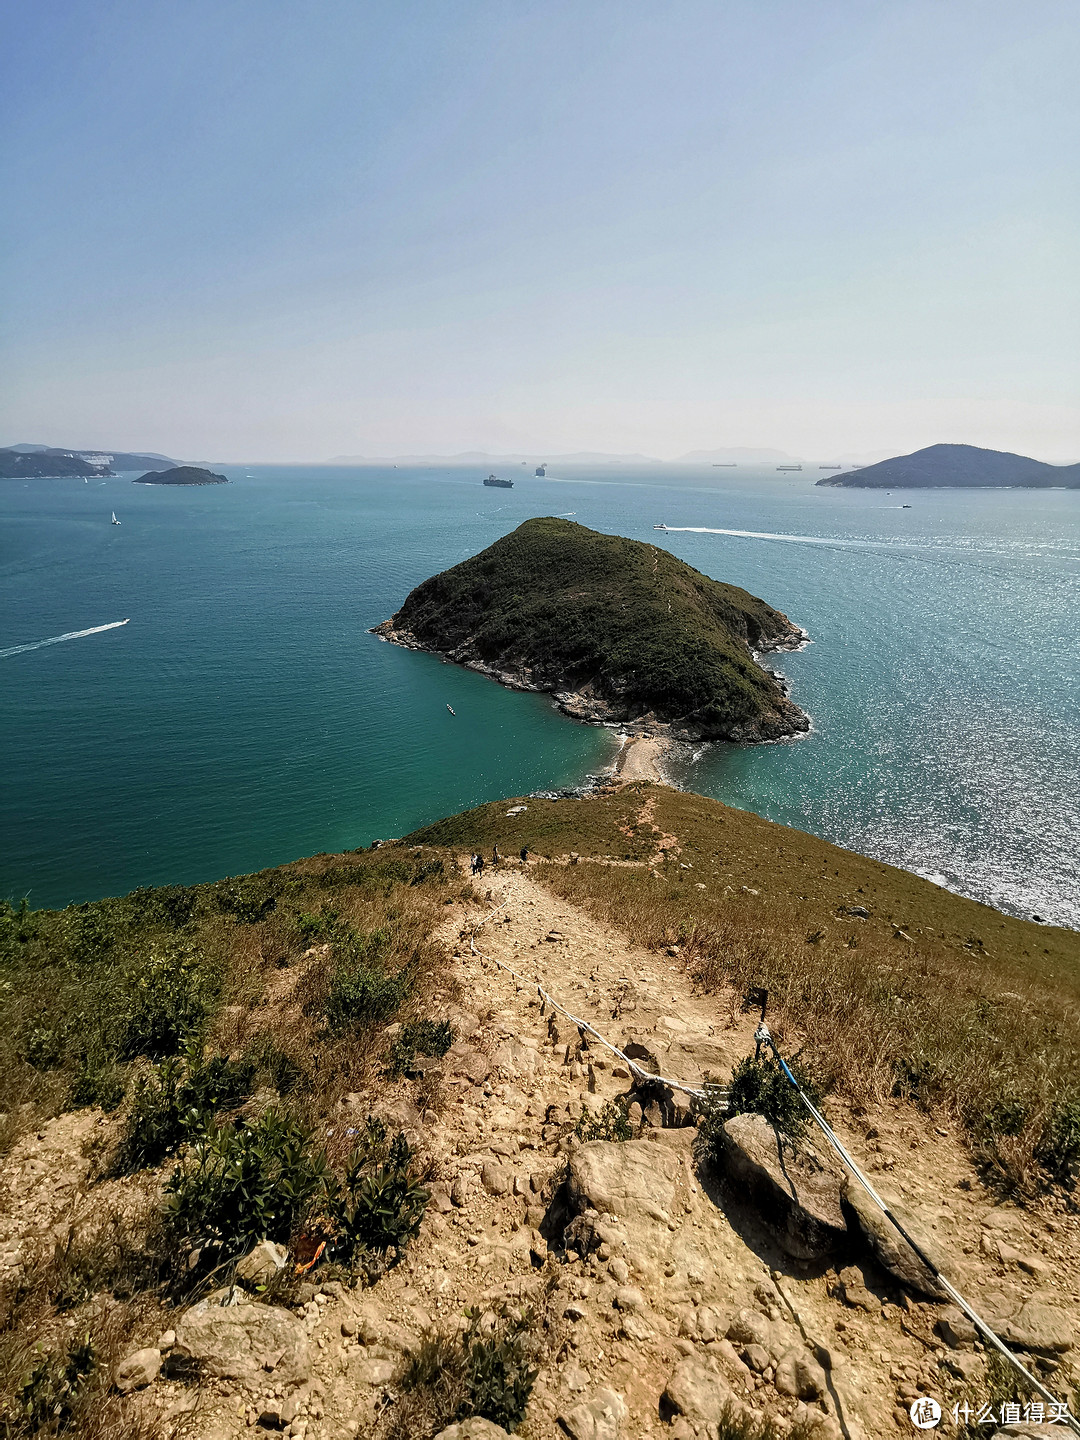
[[327, 451, 664, 466], [133, 466, 227, 486], [817, 444, 1080, 489], [0, 449, 108, 479], [675, 447, 802, 464], [0, 444, 178, 473]]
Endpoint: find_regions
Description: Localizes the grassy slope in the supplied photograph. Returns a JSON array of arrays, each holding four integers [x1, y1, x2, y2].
[[384, 517, 806, 738], [413, 785, 1080, 1191]]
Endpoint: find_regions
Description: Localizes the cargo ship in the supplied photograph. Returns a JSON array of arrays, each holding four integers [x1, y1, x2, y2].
[[483, 473, 513, 488]]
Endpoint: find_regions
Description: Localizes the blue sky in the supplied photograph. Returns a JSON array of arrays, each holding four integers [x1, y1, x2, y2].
[[2, 0, 1077, 461]]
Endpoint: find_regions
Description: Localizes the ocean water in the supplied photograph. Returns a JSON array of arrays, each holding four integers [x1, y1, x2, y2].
[[1, 464, 1077, 926]]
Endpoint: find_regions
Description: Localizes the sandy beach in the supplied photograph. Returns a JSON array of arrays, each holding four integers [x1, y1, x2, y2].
[[614, 735, 670, 783]]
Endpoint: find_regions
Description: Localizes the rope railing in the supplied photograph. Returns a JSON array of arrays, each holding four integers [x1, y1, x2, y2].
[[758, 1022, 1080, 1436]]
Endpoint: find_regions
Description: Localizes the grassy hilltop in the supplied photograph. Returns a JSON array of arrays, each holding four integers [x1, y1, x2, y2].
[[374, 518, 809, 741], [2, 785, 1079, 1433]]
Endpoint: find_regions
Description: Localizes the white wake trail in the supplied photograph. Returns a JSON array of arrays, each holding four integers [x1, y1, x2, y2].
[[0, 618, 130, 659], [660, 526, 865, 547]]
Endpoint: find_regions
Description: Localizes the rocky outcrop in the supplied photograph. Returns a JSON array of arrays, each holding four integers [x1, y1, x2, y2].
[[566, 1139, 678, 1222], [720, 1113, 848, 1259], [172, 1292, 309, 1383], [841, 1178, 949, 1299]]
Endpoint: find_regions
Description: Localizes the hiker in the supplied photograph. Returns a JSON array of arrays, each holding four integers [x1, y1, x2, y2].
[[520, 845, 528, 864], [492, 844, 500, 863], [475, 853, 485, 875]]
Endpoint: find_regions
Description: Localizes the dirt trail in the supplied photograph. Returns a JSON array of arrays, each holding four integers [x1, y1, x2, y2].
[[3, 861, 1077, 1440]]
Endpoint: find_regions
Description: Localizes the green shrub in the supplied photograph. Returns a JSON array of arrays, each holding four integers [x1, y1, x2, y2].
[[162, 1109, 328, 1266], [211, 876, 280, 924], [385, 1020, 454, 1078], [3, 1332, 96, 1435], [67, 1054, 125, 1113], [726, 1054, 820, 1138], [117, 1046, 254, 1173], [330, 1125, 428, 1261], [325, 963, 407, 1033], [121, 942, 213, 1059], [126, 884, 198, 930], [1034, 1091, 1080, 1189], [392, 1309, 538, 1438], [574, 1100, 632, 1143]]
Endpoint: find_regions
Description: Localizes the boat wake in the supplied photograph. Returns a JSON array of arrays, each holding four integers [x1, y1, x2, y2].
[[660, 525, 865, 548], [0, 618, 130, 659]]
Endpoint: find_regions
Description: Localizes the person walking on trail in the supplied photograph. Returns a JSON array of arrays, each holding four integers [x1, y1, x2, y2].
[[520, 845, 528, 864], [492, 844, 500, 864], [475, 853, 485, 875]]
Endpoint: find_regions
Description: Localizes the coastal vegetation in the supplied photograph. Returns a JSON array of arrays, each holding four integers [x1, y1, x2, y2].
[[375, 517, 808, 741], [132, 466, 228, 485]]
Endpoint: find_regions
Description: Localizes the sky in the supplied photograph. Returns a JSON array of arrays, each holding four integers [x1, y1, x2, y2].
[[1, 0, 1077, 463]]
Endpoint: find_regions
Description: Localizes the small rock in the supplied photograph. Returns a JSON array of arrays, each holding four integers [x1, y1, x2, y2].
[[558, 1387, 628, 1440], [612, 1286, 646, 1312], [935, 1306, 977, 1349], [1001, 1299, 1073, 1354], [743, 1344, 770, 1373], [158, 1330, 176, 1350], [236, 1239, 289, 1286], [115, 1347, 161, 1393], [481, 1161, 510, 1197], [661, 1358, 740, 1427], [451, 1176, 470, 1207], [433, 1419, 513, 1439], [608, 1257, 630, 1284], [774, 1347, 826, 1400]]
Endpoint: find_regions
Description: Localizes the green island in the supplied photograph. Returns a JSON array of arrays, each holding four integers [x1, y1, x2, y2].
[[817, 442, 1080, 489], [374, 517, 809, 742], [133, 465, 228, 486]]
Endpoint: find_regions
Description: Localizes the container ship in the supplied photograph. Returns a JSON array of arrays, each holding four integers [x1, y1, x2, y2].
[[483, 473, 513, 488]]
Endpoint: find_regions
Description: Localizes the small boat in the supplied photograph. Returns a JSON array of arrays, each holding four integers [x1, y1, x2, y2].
[[777, 464, 803, 471], [653, 523, 667, 530], [111, 512, 121, 525], [446, 704, 456, 716], [902, 504, 912, 508]]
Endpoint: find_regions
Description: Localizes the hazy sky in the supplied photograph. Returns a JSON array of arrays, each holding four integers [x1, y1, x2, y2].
[[2, 1, 1077, 461]]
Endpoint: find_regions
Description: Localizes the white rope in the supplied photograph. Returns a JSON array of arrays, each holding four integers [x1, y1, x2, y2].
[[465, 878, 716, 1102], [763, 1027, 1080, 1435]]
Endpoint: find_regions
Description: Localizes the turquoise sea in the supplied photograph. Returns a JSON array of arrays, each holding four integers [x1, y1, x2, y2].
[[1, 465, 1077, 926]]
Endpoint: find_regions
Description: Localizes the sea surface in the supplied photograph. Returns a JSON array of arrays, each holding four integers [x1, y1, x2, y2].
[[1, 464, 1077, 926]]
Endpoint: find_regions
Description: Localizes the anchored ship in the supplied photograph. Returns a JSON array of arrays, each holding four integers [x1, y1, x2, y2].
[[483, 473, 513, 488]]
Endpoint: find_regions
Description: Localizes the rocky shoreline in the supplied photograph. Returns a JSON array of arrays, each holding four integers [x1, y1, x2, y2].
[[370, 620, 810, 746]]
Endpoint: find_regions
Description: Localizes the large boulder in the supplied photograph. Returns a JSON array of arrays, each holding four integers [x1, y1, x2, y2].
[[660, 1357, 742, 1427], [841, 1179, 949, 1300], [558, 1387, 628, 1440], [173, 1295, 309, 1383], [566, 1139, 677, 1222], [720, 1113, 847, 1259]]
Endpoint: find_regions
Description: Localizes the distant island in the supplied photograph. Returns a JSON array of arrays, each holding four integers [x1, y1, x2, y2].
[[373, 517, 808, 742], [817, 442, 1080, 489], [0, 444, 179, 478], [133, 465, 228, 486]]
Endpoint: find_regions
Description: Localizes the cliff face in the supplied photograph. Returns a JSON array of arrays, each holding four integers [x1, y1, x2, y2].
[[816, 443, 1080, 489], [374, 518, 808, 742]]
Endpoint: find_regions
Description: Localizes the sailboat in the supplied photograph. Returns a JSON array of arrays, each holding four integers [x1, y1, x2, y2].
[[111, 512, 121, 525]]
